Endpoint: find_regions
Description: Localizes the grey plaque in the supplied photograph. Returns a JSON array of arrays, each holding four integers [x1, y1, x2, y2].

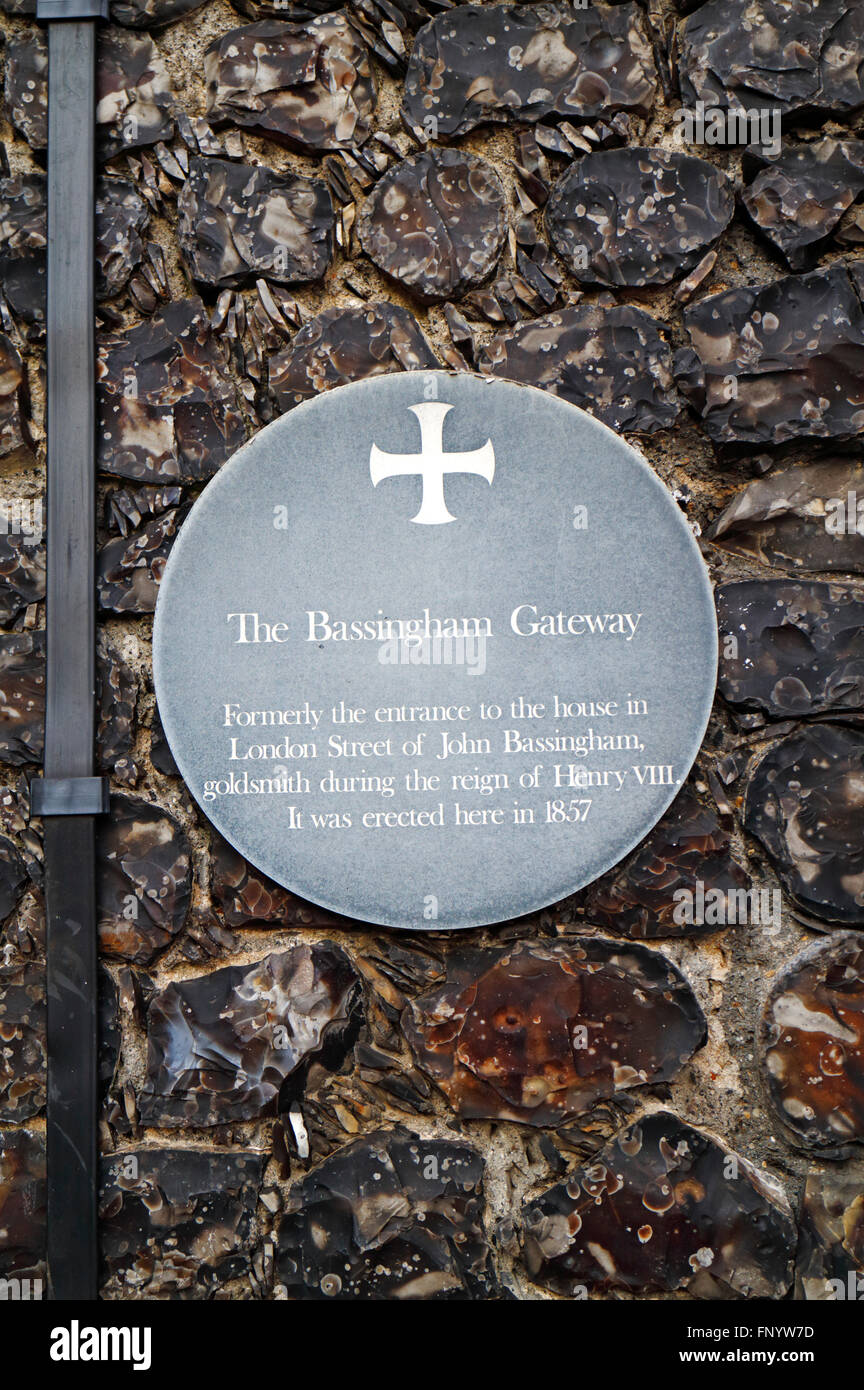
[[154, 371, 717, 930]]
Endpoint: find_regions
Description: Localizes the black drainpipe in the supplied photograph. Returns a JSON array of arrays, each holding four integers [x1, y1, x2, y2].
[[30, 0, 109, 1302]]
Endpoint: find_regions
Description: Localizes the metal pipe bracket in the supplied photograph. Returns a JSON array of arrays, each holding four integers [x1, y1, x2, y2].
[[36, 0, 108, 18], [30, 776, 110, 817]]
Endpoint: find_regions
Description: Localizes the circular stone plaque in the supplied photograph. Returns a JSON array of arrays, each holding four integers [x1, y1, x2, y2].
[[154, 371, 717, 930]]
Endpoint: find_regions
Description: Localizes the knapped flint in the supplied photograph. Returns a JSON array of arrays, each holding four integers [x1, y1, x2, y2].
[[0, 632, 44, 766], [478, 304, 680, 433], [521, 1111, 796, 1296], [109, 0, 210, 26], [96, 27, 178, 159], [96, 178, 151, 299], [210, 832, 339, 927], [546, 147, 733, 287], [742, 140, 864, 271], [0, 891, 44, 979], [276, 1128, 501, 1298], [100, 1148, 265, 1298], [0, 337, 31, 464], [677, 0, 864, 118], [138, 944, 360, 1126], [760, 934, 864, 1155], [403, 938, 706, 1125], [4, 29, 47, 150], [744, 724, 864, 925], [358, 149, 506, 303], [96, 629, 138, 777], [795, 1172, 864, 1299], [580, 786, 749, 938], [0, 631, 141, 766], [6, 26, 178, 156], [0, 963, 44, 1122], [97, 298, 245, 483], [269, 302, 437, 409], [178, 157, 335, 289], [0, 174, 148, 324], [149, 706, 179, 777], [205, 16, 376, 152], [0, 176, 46, 326], [717, 580, 864, 720], [708, 458, 864, 573], [105, 483, 183, 537], [0, 1127, 45, 1280], [97, 505, 190, 614], [0, 834, 27, 925], [96, 793, 191, 965], [679, 262, 864, 448], [402, 3, 656, 140]]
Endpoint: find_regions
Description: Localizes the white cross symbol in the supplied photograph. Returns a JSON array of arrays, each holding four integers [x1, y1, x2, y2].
[[369, 402, 495, 525]]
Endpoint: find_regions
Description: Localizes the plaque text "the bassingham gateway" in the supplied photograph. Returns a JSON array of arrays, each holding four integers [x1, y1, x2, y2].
[[225, 606, 644, 643]]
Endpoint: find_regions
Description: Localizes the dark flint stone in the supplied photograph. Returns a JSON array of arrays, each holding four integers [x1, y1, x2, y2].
[[0, 175, 46, 326], [228, 0, 342, 13], [105, 483, 183, 537], [0, 834, 27, 925], [0, 963, 44, 1121], [403, 938, 706, 1126], [149, 707, 179, 777], [742, 141, 864, 271], [545, 147, 733, 287], [205, 17, 376, 152], [96, 27, 178, 159], [358, 149, 506, 303], [96, 630, 138, 776], [98, 298, 245, 484], [7, 27, 180, 158], [269, 302, 437, 410], [97, 504, 189, 614], [760, 933, 864, 1155], [521, 1110, 795, 1297], [679, 263, 864, 448], [96, 793, 191, 965], [795, 1173, 864, 1299], [0, 1127, 45, 1279], [717, 580, 864, 720], [139, 943, 360, 1126], [477, 305, 680, 433], [178, 157, 335, 289], [100, 1148, 265, 1298], [0, 632, 43, 766], [4, 29, 48, 150], [0, 630, 137, 770], [0, 891, 44, 977], [677, 0, 864, 118], [109, 0, 210, 26], [0, 523, 47, 625], [402, 3, 656, 141], [96, 178, 151, 299], [708, 458, 864, 573], [743, 724, 864, 926], [0, 338, 31, 463], [580, 785, 749, 938], [210, 832, 338, 927], [276, 1127, 500, 1299]]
